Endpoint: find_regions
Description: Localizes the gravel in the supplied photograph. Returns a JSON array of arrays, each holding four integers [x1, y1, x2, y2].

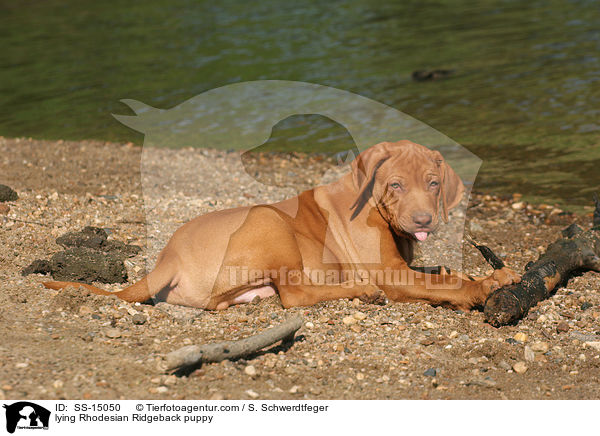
[[1, 136, 600, 400]]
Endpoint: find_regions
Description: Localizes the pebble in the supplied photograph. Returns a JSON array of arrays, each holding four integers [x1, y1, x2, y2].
[[423, 368, 437, 377], [449, 330, 459, 339], [524, 346, 535, 362], [78, 305, 93, 316], [513, 362, 528, 374], [498, 360, 512, 371], [289, 385, 301, 394], [132, 313, 147, 325], [586, 342, 600, 352], [353, 311, 367, 321], [104, 328, 122, 339], [304, 321, 314, 329], [53, 380, 64, 389], [156, 386, 168, 393], [342, 316, 357, 325], [557, 321, 570, 333], [513, 332, 528, 342], [356, 372, 365, 381], [209, 392, 225, 400], [163, 375, 177, 386], [15, 362, 29, 369], [246, 389, 259, 399], [531, 341, 549, 353], [0, 184, 18, 202], [244, 365, 257, 377], [0, 204, 9, 214], [511, 201, 525, 211]]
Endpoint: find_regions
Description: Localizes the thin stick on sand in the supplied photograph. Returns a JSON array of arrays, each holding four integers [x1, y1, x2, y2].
[[164, 316, 303, 372]]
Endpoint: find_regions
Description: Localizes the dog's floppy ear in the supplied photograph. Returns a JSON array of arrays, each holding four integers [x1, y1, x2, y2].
[[431, 150, 464, 222], [350, 142, 391, 219]]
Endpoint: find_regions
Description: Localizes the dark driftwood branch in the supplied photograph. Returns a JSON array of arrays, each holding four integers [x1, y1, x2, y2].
[[467, 238, 505, 270], [164, 316, 303, 372], [484, 225, 600, 326]]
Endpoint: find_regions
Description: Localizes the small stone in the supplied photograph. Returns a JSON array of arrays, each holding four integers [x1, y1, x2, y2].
[[244, 365, 257, 377], [586, 342, 600, 352], [53, 380, 64, 389], [356, 372, 365, 380], [342, 316, 357, 325], [423, 368, 437, 377], [467, 357, 478, 365], [289, 385, 301, 394], [353, 311, 367, 321], [15, 362, 28, 369], [524, 346, 535, 362], [104, 328, 122, 338], [458, 334, 470, 342], [513, 362, 528, 374], [557, 321, 570, 333], [350, 325, 361, 333], [246, 389, 259, 399], [514, 332, 528, 342], [449, 330, 459, 339], [511, 201, 525, 211], [536, 314, 548, 323], [150, 377, 161, 384], [498, 360, 512, 371], [531, 341, 549, 353], [351, 298, 361, 307], [163, 375, 177, 386], [209, 392, 224, 400], [0, 184, 18, 202], [156, 386, 168, 393], [132, 313, 147, 325], [304, 321, 314, 329], [0, 204, 9, 214], [580, 302, 593, 311], [1, 385, 13, 391], [78, 305, 93, 316]]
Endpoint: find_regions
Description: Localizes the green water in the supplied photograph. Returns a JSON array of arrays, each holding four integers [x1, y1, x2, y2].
[[1, 0, 599, 208]]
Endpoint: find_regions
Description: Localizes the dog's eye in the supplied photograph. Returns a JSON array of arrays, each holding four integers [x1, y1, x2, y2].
[[390, 182, 402, 190], [429, 181, 439, 188]]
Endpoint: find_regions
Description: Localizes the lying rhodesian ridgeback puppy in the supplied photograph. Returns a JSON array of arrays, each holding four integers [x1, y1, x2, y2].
[[44, 140, 520, 311]]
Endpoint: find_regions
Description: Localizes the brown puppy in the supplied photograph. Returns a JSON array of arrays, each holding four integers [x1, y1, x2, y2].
[[45, 140, 519, 311]]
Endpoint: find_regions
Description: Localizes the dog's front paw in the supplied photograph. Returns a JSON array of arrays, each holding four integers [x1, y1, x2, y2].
[[359, 287, 388, 306], [478, 267, 521, 301], [485, 267, 521, 291]]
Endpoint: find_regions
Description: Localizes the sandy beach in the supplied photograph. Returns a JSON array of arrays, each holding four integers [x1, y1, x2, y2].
[[1, 136, 599, 400]]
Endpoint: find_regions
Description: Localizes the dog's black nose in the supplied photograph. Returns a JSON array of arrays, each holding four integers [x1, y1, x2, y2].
[[412, 213, 432, 227]]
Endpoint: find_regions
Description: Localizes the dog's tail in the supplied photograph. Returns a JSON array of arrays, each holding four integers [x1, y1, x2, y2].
[[43, 277, 152, 303]]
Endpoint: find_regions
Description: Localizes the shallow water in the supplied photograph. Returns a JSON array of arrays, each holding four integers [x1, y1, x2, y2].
[[1, 0, 599, 208]]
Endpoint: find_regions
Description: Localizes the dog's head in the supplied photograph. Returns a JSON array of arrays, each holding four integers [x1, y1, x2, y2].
[[350, 140, 464, 241]]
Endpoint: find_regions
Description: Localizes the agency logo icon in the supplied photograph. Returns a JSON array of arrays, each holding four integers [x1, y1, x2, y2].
[[2, 402, 50, 434]]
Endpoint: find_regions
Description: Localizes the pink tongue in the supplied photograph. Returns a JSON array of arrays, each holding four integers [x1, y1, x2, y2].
[[415, 232, 428, 241]]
